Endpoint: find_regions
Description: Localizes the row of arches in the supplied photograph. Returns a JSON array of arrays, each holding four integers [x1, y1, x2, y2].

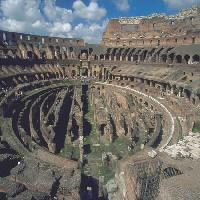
[[1, 43, 77, 60], [0, 31, 83, 47], [173, 54, 200, 64], [109, 75, 200, 105], [1, 44, 200, 66], [99, 47, 200, 65], [68, 64, 111, 81], [104, 34, 197, 48]]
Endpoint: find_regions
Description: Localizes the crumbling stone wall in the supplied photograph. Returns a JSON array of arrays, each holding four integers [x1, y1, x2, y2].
[[102, 7, 200, 47]]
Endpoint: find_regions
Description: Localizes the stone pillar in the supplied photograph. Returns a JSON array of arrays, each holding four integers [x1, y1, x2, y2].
[[195, 95, 200, 105], [87, 68, 90, 77], [171, 87, 174, 95], [188, 58, 192, 65], [137, 56, 141, 63], [79, 135, 84, 163], [178, 89, 182, 97], [166, 57, 171, 64], [158, 56, 162, 63], [145, 55, 149, 63], [166, 85, 171, 95]]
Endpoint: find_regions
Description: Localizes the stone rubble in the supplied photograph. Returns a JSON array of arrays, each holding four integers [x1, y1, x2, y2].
[[160, 132, 200, 160], [119, 7, 200, 24]]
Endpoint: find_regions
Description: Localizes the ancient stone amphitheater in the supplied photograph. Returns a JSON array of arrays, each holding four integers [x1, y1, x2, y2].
[[0, 7, 200, 200]]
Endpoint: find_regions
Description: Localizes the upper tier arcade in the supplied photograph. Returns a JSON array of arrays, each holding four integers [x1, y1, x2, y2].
[[0, 30, 85, 62], [0, 30, 84, 47], [102, 7, 200, 47]]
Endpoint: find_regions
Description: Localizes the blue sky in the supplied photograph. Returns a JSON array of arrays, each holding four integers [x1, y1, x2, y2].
[[0, 0, 199, 43], [56, 0, 176, 18]]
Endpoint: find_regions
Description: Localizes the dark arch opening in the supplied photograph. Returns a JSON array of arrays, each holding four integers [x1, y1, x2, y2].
[[168, 53, 175, 64], [105, 54, 109, 60], [161, 54, 167, 63], [41, 51, 46, 59], [100, 54, 104, 60], [184, 55, 190, 64], [81, 49, 88, 59], [163, 167, 183, 179], [27, 51, 33, 59], [193, 54, 199, 63], [176, 55, 182, 63]]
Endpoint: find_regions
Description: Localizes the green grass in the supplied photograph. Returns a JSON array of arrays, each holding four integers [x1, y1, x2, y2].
[[102, 137, 131, 158], [99, 165, 115, 183], [59, 144, 80, 160], [192, 121, 200, 133], [81, 92, 137, 183], [84, 96, 99, 145], [83, 135, 134, 183]]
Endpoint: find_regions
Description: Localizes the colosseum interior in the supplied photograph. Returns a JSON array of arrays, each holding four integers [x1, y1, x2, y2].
[[0, 6, 200, 200]]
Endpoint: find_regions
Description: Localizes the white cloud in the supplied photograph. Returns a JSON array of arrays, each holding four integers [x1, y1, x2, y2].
[[0, 0, 48, 34], [0, 0, 42, 22], [0, 18, 27, 33], [51, 22, 72, 35], [113, 0, 130, 11], [163, 0, 200, 9], [43, 0, 73, 23], [73, 0, 106, 21], [0, 0, 107, 43], [71, 20, 108, 43]]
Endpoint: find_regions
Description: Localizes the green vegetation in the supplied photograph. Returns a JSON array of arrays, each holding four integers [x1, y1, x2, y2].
[[99, 165, 115, 183], [192, 121, 200, 133], [101, 136, 133, 159], [59, 143, 80, 160], [84, 95, 99, 145], [82, 92, 135, 183], [83, 136, 133, 183]]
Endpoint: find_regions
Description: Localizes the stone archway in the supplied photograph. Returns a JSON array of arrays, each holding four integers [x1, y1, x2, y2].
[[184, 54, 190, 64], [161, 54, 167, 63], [192, 54, 200, 63], [175, 55, 182, 63], [27, 51, 33, 59]]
